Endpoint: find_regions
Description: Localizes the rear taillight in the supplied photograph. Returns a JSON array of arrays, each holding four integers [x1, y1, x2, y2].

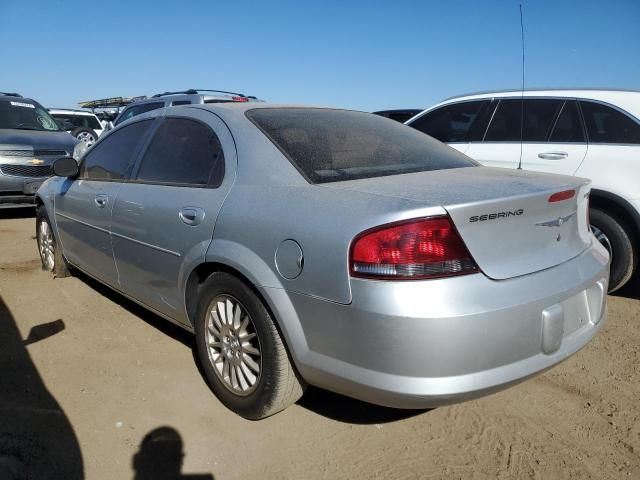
[[350, 216, 479, 280], [232, 96, 249, 102], [548, 189, 575, 202]]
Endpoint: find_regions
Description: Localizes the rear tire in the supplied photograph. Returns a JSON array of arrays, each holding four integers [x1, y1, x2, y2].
[[590, 208, 636, 293], [36, 207, 70, 278], [194, 272, 305, 419]]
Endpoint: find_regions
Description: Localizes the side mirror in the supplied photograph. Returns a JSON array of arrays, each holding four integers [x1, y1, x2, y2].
[[52, 157, 79, 177]]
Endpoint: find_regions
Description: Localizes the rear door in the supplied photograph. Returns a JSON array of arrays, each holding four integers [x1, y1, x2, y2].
[[55, 119, 154, 285], [466, 98, 588, 174], [408, 100, 490, 154], [110, 109, 235, 322], [520, 100, 588, 175]]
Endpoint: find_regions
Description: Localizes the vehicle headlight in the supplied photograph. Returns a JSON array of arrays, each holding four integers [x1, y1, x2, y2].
[[73, 141, 88, 161]]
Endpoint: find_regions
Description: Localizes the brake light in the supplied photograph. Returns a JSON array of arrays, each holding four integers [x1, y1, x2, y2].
[[350, 217, 478, 280], [548, 189, 575, 202], [232, 96, 249, 102]]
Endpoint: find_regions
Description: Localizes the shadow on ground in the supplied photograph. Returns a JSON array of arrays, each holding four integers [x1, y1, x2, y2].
[[298, 386, 428, 424], [133, 427, 214, 480], [74, 270, 425, 425], [0, 207, 35, 220], [0, 296, 83, 479]]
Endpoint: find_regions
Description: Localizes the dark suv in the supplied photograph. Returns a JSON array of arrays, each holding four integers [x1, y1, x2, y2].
[[0, 92, 78, 208]]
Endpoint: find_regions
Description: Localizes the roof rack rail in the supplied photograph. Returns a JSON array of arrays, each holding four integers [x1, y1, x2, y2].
[[77, 96, 147, 109], [48, 107, 97, 114], [152, 89, 250, 98], [0, 92, 22, 98]]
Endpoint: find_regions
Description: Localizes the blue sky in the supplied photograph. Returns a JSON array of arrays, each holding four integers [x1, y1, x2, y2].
[[1, 0, 638, 112]]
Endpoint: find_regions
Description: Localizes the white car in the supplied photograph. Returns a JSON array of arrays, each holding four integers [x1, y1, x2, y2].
[[407, 89, 640, 292], [48, 109, 104, 147]]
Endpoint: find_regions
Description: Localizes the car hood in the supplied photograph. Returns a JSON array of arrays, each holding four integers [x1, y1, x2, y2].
[[0, 129, 78, 152]]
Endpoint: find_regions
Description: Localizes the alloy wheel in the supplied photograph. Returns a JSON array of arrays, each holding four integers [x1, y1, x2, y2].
[[38, 220, 55, 271], [77, 131, 96, 147], [205, 295, 262, 396]]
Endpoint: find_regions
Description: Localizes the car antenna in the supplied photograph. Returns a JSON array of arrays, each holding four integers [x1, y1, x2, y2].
[[518, 3, 525, 170]]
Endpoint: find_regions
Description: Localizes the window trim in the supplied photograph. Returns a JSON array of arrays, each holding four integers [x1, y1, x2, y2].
[[78, 118, 157, 182], [434, 95, 640, 145], [127, 115, 226, 189]]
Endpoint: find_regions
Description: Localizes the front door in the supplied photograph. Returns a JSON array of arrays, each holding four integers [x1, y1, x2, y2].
[[55, 119, 154, 285], [111, 110, 235, 323]]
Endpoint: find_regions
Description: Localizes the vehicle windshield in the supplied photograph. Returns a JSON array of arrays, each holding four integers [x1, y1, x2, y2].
[[0, 100, 60, 131], [247, 108, 477, 183]]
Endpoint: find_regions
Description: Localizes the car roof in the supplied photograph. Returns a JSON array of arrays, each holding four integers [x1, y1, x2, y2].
[[415, 88, 640, 123]]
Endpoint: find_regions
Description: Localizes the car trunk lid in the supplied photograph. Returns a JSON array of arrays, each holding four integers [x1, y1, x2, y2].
[[324, 166, 592, 280]]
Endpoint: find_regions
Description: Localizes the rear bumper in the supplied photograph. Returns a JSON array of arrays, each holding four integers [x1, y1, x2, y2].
[[278, 242, 610, 408]]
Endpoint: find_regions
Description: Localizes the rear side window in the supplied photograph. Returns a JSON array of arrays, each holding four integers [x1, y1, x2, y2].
[[135, 117, 225, 186], [549, 101, 585, 142], [409, 101, 488, 142], [80, 120, 152, 180], [115, 102, 164, 126], [484, 99, 562, 142], [247, 108, 476, 184], [580, 101, 640, 144]]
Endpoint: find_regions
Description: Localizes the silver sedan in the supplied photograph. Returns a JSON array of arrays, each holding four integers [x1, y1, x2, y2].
[[36, 103, 609, 419]]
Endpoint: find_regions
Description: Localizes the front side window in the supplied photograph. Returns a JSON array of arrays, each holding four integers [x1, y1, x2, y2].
[[580, 101, 640, 144], [80, 120, 152, 180], [409, 101, 488, 143], [115, 102, 164, 126], [135, 118, 225, 186], [247, 108, 477, 184], [484, 99, 562, 142], [0, 100, 60, 131]]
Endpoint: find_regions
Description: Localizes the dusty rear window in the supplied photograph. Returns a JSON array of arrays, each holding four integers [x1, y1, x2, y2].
[[247, 108, 477, 183]]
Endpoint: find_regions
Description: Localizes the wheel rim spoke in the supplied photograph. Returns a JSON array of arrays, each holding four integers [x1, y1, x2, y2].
[[205, 294, 262, 396]]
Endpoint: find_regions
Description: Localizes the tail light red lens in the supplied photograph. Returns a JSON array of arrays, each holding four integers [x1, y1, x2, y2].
[[548, 189, 575, 202], [350, 216, 479, 280], [232, 96, 249, 102]]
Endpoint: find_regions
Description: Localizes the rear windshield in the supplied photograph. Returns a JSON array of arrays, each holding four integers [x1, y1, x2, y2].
[[247, 108, 476, 183]]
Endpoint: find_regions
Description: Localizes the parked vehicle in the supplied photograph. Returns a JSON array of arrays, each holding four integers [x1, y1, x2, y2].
[[406, 89, 640, 292], [373, 109, 422, 123], [112, 89, 262, 128], [36, 103, 609, 419], [49, 108, 104, 147], [0, 92, 78, 209]]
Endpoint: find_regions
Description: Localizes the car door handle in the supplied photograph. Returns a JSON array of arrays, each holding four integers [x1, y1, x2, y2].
[[538, 151, 568, 160], [94, 194, 109, 208], [179, 207, 205, 226]]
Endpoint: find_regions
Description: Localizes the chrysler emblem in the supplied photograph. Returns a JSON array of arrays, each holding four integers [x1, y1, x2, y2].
[[536, 212, 576, 228]]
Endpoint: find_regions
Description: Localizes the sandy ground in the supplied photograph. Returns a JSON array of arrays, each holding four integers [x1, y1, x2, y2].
[[0, 209, 638, 480]]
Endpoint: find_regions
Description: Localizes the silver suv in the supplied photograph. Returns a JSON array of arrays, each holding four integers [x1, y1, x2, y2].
[[112, 89, 262, 128], [0, 92, 78, 209]]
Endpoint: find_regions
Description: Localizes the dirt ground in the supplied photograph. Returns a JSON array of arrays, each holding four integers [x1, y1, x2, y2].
[[0, 209, 638, 480]]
